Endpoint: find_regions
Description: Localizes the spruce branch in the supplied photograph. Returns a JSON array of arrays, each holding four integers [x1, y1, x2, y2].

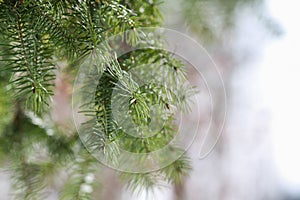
[[0, 0, 195, 198]]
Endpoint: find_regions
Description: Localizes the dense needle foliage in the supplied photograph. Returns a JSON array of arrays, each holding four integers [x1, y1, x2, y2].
[[0, 0, 192, 199]]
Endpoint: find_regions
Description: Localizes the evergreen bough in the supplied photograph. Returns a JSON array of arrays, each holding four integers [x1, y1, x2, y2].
[[0, 0, 192, 199]]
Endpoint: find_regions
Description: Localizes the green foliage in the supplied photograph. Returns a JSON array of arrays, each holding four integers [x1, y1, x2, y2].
[[0, 0, 193, 199], [0, 109, 59, 199], [175, 0, 280, 43], [60, 151, 97, 200], [120, 172, 159, 195], [160, 153, 191, 184], [0, 81, 13, 134], [0, 1, 57, 112], [119, 153, 191, 194]]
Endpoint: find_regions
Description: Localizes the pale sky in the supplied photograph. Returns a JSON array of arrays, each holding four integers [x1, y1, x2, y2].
[[263, 0, 300, 193]]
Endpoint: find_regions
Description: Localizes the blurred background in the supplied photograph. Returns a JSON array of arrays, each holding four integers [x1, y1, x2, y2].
[[160, 0, 300, 199], [123, 0, 300, 199], [1, 0, 300, 199]]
